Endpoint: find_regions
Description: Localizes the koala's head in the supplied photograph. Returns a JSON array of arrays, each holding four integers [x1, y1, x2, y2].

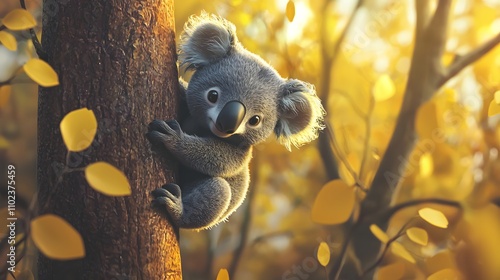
[[179, 13, 325, 150]]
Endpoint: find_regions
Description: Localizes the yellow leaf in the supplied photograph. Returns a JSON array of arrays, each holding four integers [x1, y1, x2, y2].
[[488, 99, 500, 117], [286, 0, 295, 22], [1, 9, 37, 31], [85, 162, 131, 196], [317, 242, 330, 267], [0, 31, 17, 51], [391, 242, 416, 263], [216, 268, 229, 280], [416, 101, 439, 139], [0, 85, 11, 109], [30, 214, 85, 260], [60, 108, 97, 152], [0, 136, 9, 149], [376, 262, 405, 280], [23, 58, 59, 87], [373, 74, 396, 101], [311, 180, 355, 225], [441, 53, 455, 67], [418, 207, 449, 228], [427, 268, 462, 280], [425, 250, 456, 274], [494, 90, 500, 104], [370, 224, 390, 244], [419, 153, 433, 177], [406, 227, 428, 246]]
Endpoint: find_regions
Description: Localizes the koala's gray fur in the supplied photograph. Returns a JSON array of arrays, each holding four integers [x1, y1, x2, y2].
[[147, 13, 325, 230]]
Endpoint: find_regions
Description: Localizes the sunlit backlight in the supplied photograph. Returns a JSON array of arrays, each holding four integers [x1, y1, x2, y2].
[[278, 0, 313, 41]]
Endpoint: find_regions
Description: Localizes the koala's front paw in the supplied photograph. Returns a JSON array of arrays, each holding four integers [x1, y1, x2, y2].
[[151, 183, 183, 223], [146, 119, 183, 149]]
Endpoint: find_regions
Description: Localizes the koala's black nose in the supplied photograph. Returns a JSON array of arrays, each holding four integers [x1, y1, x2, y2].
[[216, 101, 246, 134]]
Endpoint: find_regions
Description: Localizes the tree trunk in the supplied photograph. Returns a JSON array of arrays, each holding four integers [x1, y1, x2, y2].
[[37, 0, 182, 279]]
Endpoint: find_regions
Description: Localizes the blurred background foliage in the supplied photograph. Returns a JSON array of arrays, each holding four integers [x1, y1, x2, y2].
[[1, 0, 500, 279]]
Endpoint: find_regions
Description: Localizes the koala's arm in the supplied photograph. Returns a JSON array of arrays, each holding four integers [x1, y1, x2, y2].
[[147, 120, 251, 177]]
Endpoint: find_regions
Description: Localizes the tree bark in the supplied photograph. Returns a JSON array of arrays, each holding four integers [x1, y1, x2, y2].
[[37, 0, 182, 279]]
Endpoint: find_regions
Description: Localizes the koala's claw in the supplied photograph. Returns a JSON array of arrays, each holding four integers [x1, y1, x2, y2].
[[151, 184, 183, 223], [161, 183, 181, 198], [148, 120, 170, 134], [165, 120, 182, 134]]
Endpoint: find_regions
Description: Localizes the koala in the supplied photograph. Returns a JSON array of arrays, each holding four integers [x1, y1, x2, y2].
[[147, 13, 325, 230]]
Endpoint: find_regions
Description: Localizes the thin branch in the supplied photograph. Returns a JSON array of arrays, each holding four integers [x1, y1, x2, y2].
[[332, 88, 367, 119], [326, 123, 368, 192], [332, 224, 358, 280], [380, 198, 461, 222], [359, 92, 375, 181], [318, 0, 364, 180], [360, 219, 412, 278], [228, 155, 258, 278], [438, 32, 500, 87], [19, 0, 46, 59]]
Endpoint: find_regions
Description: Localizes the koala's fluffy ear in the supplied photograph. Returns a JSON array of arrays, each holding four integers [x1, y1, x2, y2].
[[179, 13, 237, 71], [275, 79, 326, 151]]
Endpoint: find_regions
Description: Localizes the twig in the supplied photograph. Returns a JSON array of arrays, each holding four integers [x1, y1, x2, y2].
[[360, 218, 413, 278], [331, 223, 360, 280], [318, 0, 364, 180], [359, 91, 375, 181], [380, 198, 461, 222], [438, 32, 500, 87], [332, 88, 367, 119], [228, 154, 259, 278], [326, 123, 368, 192], [19, 0, 46, 59]]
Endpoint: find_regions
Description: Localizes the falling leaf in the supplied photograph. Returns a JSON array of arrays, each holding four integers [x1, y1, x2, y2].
[[216, 269, 229, 280], [427, 268, 462, 280], [416, 101, 439, 139], [0, 136, 9, 149], [373, 74, 396, 101], [418, 208, 449, 228], [1, 9, 37, 31], [317, 242, 330, 267], [0, 85, 11, 109], [376, 262, 405, 280], [419, 153, 434, 177], [23, 58, 59, 87], [406, 227, 428, 246], [60, 108, 97, 152], [370, 224, 390, 244], [85, 162, 131, 196], [0, 31, 17, 51], [311, 180, 355, 225], [391, 242, 416, 263], [286, 0, 295, 22], [31, 214, 85, 260], [488, 99, 500, 117]]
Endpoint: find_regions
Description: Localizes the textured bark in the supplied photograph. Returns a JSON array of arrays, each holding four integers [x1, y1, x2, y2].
[[37, 0, 182, 279]]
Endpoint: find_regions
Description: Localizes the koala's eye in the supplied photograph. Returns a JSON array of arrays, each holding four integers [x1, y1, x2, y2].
[[207, 90, 219, 103], [248, 115, 261, 126]]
